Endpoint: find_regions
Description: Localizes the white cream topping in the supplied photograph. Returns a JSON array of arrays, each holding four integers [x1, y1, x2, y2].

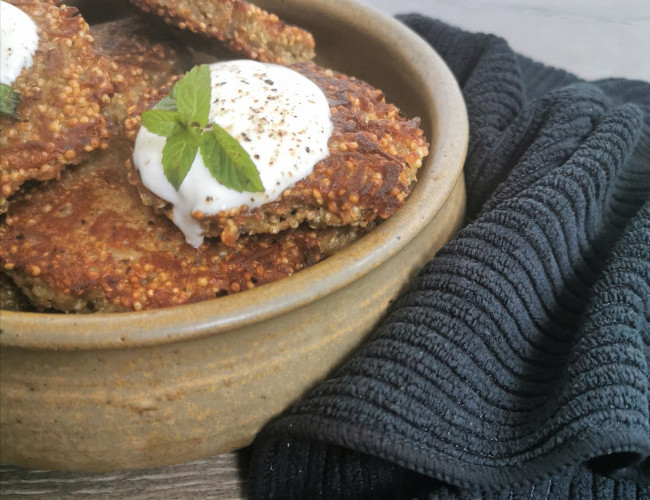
[[1, 1, 39, 86], [133, 60, 332, 247]]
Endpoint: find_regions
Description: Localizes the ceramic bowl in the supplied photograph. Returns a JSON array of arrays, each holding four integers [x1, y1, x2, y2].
[[0, 0, 468, 471]]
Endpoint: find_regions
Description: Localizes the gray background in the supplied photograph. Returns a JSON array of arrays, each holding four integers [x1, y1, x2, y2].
[[359, 0, 650, 81]]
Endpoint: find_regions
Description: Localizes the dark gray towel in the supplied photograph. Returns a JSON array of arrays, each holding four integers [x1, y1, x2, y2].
[[249, 16, 650, 500]]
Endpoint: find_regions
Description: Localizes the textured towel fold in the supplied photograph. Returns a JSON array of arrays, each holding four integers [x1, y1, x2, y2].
[[249, 16, 650, 500]]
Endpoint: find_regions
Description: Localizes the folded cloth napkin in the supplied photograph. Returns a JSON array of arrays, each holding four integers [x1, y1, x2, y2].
[[249, 15, 650, 500]]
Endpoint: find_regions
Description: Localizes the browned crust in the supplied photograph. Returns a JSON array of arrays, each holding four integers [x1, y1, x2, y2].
[[126, 63, 429, 246], [127, 0, 315, 64], [0, 0, 114, 213], [0, 138, 365, 312], [91, 16, 191, 133]]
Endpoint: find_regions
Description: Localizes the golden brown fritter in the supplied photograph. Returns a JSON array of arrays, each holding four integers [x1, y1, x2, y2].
[[0, 138, 364, 312], [91, 16, 191, 132], [127, 0, 315, 64], [0, 0, 114, 214], [126, 63, 429, 246]]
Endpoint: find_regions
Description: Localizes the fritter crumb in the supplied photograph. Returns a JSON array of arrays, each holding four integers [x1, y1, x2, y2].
[[0, 272, 34, 311], [0, 0, 114, 213], [127, 0, 315, 64]]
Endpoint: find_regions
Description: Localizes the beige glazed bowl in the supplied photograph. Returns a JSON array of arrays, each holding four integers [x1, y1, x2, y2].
[[0, 0, 468, 471]]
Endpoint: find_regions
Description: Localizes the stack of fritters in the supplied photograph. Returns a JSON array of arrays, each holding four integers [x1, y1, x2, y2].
[[0, 0, 427, 312], [0, 0, 114, 213], [0, 137, 362, 312]]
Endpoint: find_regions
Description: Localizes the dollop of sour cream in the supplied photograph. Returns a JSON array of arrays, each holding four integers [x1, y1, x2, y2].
[[0, 0, 39, 86], [133, 60, 333, 247]]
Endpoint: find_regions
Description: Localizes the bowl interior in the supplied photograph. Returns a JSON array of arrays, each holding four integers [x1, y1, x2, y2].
[[0, 0, 467, 349]]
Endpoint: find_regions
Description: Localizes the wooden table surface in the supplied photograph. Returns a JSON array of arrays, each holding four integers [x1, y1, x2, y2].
[[2, 1, 648, 498]]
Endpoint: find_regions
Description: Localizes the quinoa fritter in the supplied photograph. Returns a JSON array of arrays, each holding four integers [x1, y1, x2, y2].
[[91, 16, 191, 132], [0, 138, 365, 312], [0, 0, 114, 213], [126, 63, 429, 246], [127, 0, 315, 64]]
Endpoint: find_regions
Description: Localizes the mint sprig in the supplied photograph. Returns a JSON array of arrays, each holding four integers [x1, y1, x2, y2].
[[162, 127, 202, 189], [141, 65, 264, 193], [201, 125, 264, 193], [0, 83, 21, 119]]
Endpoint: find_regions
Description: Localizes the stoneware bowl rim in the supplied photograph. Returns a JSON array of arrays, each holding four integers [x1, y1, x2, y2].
[[0, 0, 468, 351]]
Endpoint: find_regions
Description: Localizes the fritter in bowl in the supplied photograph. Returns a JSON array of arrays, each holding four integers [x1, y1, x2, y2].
[[91, 16, 192, 132], [0, 137, 365, 312], [0, 0, 114, 213], [126, 62, 429, 246], [128, 0, 315, 64]]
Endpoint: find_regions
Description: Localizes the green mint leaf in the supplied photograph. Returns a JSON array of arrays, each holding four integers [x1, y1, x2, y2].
[[162, 127, 201, 189], [200, 125, 264, 193], [141, 109, 182, 137], [154, 94, 177, 112], [154, 83, 178, 111], [174, 64, 211, 128], [0, 83, 21, 119]]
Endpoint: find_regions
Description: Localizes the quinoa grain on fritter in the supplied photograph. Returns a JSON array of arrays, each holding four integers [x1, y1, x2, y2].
[[128, 0, 315, 64], [0, 0, 113, 213]]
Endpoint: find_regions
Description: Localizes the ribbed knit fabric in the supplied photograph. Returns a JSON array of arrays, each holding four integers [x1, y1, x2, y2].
[[249, 17, 650, 500]]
